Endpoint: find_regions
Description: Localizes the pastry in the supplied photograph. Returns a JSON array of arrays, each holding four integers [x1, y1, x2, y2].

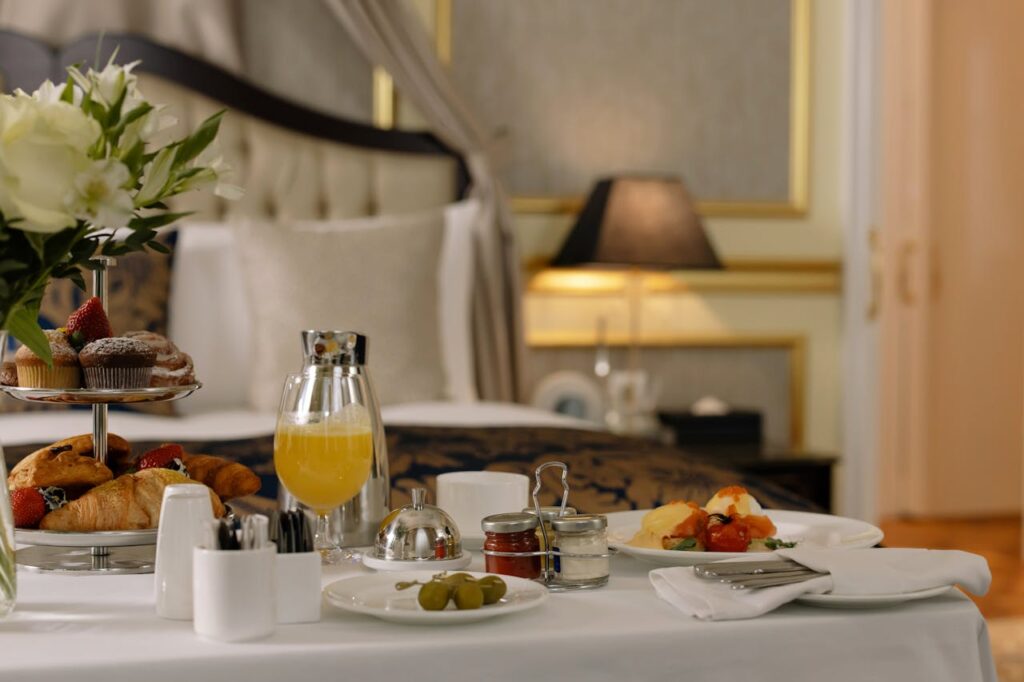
[[40, 468, 225, 531], [8, 443, 113, 491], [123, 331, 196, 387], [24, 433, 133, 469], [14, 330, 80, 388], [1, 360, 17, 386], [183, 453, 262, 500], [79, 337, 156, 389]]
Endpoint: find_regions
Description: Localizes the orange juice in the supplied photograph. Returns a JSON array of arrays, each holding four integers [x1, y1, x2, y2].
[[274, 422, 373, 512]]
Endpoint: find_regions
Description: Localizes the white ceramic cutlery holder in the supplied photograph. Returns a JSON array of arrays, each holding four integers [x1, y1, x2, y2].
[[193, 545, 276, 642], [275, 552, 322, 624], [154, 485, 215, 620]]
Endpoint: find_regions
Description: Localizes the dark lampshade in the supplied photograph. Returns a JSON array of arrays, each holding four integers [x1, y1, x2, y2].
[[552, 176, 721, 269]]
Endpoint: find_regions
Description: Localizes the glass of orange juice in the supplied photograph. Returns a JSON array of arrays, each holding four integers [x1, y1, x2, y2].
[[274, 332, 384, 563]]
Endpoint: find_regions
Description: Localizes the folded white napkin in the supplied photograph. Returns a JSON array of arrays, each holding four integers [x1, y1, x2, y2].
[[649, 548, 991, 621]]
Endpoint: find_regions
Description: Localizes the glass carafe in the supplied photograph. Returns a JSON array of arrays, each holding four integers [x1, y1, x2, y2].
[[274, 331, 389, 563]]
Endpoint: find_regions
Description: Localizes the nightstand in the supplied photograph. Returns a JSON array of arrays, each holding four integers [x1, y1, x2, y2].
[[676, 442, 837, 512]]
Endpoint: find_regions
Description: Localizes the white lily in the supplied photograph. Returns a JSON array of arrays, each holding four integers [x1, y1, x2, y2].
[[68, 159, 134, 228], [28, 80, 83, 106]]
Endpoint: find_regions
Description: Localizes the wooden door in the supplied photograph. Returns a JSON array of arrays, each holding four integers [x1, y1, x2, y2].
[[879, 0, 1024, 517]]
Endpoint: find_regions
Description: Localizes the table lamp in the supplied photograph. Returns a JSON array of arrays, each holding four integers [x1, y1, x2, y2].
[[551, 176, 721, 433]]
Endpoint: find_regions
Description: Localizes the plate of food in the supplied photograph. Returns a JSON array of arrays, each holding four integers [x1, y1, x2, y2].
[[9, 434, 261, 545], [324, 571, 548, 625], [608, 486, 884, 566]]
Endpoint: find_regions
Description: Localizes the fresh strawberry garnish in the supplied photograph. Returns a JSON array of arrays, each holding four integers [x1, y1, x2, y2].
[[66, 296, 113, 349], [10, 487, 62, 528], [137, 444, 188, 475]]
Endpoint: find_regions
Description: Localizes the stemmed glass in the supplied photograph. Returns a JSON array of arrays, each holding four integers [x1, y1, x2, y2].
[[274, 332, 381, 564]]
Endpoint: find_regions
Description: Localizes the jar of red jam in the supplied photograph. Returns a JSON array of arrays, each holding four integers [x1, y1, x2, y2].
[[482, 512, 542, 579]]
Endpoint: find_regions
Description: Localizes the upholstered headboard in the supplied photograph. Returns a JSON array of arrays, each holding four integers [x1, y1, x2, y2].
[[0, 30, 468, 220]]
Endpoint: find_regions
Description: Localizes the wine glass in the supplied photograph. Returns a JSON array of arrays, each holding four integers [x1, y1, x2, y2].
[[274, 332, 381, 564]]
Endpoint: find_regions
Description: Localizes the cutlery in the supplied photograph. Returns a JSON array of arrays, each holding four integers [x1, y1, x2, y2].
[[728, 573, 825, 590], [694, 559, 806, 577]]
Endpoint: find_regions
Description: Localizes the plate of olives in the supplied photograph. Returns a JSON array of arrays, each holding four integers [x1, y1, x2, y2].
[[323, 571, 549, 624]]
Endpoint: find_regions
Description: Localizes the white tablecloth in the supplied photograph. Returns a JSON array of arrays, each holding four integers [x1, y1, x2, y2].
[[2, 555, 996, 682]]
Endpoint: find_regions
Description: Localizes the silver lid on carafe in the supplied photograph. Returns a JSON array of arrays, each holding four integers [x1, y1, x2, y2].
[[301, 330, 367, 366]]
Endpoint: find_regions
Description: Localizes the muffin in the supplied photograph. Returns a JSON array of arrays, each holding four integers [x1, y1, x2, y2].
[[1, 360, 19, 386], [79, 337, 157, 389], [123, 331, 196, 386], [14, 330, 81, 388]]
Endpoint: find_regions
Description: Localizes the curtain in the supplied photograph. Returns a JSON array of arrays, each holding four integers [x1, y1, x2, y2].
[[321, 0, 524, 403]]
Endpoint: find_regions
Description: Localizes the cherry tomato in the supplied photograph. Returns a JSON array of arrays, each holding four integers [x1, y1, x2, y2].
[[705, 515, 751, 552]]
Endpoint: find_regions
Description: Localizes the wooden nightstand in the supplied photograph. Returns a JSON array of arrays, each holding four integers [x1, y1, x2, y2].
[[678, 443, 837, 512]]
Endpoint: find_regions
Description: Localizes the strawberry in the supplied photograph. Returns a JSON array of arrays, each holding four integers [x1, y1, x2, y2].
[[66, 296, 113, 349], [11, 486, 66, 528], [137, 444, 188, 475]]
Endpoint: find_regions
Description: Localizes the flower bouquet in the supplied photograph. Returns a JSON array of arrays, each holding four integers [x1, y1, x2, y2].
[[0, 52, 240, 616]]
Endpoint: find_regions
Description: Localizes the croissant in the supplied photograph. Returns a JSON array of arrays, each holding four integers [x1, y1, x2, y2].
[[183, 454, 261, 500], [40, 468, 225, 531], [9, 439, 117, 490]]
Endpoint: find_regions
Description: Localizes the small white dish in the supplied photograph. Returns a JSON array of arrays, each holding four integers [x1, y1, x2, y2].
[[362, 551, 473, 573], [608, 509, 884, 567], [324, 571, 548, 625], [796, 585, 953, 609]]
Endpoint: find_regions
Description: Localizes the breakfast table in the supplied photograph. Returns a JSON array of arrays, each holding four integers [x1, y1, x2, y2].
[[3, 553, 996, 682]]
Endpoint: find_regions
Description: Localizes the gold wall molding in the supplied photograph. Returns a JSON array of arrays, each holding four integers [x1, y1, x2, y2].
[[528, 332, 806, 447], [375, 0, 811, 220], [527, 261, 841, 295]]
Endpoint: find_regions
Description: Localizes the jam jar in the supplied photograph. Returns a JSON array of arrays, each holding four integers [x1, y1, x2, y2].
[[482, 512, 542, 579]]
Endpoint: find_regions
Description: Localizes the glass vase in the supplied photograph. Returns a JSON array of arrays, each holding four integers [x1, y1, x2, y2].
[[0, 330, 16, 616]]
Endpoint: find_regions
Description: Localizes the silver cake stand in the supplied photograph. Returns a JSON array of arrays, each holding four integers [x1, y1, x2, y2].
[[1, 257, 201, 574]]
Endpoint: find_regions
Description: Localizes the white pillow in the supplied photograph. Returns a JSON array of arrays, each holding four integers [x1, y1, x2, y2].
[[169, 202, 479, 413], [236, 213, 448, 411]]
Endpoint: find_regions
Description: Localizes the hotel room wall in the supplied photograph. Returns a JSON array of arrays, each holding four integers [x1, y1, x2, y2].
[[518, 3, 846, 463]]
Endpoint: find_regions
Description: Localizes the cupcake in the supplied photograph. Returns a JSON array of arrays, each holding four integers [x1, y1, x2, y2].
[[79, 337, 157, 389], [14, 330, 81, 388]]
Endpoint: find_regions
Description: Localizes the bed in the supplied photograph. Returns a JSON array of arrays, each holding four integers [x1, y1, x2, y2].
[[0, 31, 817, 536]]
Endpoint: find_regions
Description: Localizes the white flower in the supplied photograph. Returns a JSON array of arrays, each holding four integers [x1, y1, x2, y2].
[[67, 59, 142, 108], [0, 92, 100, 232], [68, 159, 133, 228], [28, 80, 83, 106], [185, 148, 245, 200]]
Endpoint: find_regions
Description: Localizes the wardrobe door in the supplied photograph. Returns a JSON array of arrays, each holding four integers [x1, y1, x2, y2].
[[879, 0, 1024, 517]]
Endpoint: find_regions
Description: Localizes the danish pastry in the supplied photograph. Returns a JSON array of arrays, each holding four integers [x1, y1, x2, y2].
[[123, 331, 195, 386]]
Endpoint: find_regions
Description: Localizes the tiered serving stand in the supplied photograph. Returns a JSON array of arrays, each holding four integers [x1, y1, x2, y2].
[[1, 258, 201, 574]]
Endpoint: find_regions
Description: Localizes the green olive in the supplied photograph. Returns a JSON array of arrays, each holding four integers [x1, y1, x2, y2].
[[417, 581, 452, 611], [478, 576, 507, 605], [452, 582, 484, 610], [442, 572, 476, 587]]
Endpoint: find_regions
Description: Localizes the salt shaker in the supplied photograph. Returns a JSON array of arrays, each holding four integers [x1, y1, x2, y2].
[[154, 484, 215, 619]]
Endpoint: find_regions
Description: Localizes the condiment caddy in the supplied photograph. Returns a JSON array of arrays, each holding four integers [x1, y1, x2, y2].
[[481, 462, 615, 591]]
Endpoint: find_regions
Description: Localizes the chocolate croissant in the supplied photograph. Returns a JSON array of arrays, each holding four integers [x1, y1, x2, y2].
[[183, 454, 261, 500], [40, 468, 225, 531], [8, 434, 125, 490]]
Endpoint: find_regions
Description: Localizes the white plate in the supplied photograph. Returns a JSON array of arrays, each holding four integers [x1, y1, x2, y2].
[[15, 528, 157, 547], [324, 571, 548, 625], [608, 509, 884, 567], [796, 585, 953, 608], [362, 552, 473, 572]]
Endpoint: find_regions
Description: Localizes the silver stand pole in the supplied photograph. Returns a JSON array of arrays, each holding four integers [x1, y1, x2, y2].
[[90, 256, 115, 558]]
